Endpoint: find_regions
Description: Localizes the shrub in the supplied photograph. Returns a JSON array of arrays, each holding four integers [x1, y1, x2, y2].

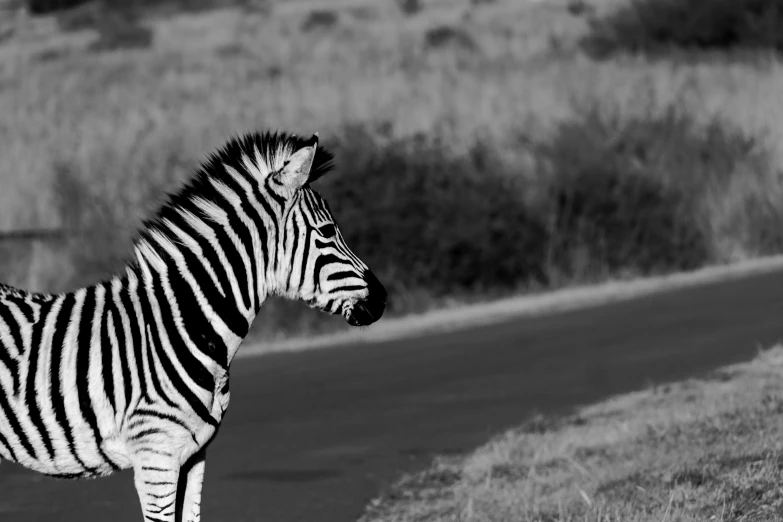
[[26, 0, 89, 15], [396, 0, 421, 16], [43, 101, 782, 339], [524, 96, 778, 280], [566, 0, 592, 17], [318, 125, 548, 303], [301, 9, 338, 33], [51, 2, 154, 52], [49, 0, 269, 26], [424, 25, 478, 53], [89, 23, 153, 52], [581, 0, 783, 58]]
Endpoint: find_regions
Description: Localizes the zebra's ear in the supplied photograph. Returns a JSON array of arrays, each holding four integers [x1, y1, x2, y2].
[[276, 135, 318, 190]]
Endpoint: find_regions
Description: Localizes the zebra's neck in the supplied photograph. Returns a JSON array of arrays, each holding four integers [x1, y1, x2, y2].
[[125, 157, 294, 365], [128, 198, 279, 364]]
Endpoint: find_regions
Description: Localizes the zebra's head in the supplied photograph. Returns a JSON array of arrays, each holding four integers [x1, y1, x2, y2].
[[266, 134, 386, 327]]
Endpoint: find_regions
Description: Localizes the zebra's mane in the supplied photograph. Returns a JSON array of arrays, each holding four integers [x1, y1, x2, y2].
[[160, 129, 334, 214], [210, 130, 335, 184], [127, 130, 334, 275]]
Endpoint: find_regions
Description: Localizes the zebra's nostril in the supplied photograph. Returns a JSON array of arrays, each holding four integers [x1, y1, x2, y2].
[[346, 300, 383, 326]]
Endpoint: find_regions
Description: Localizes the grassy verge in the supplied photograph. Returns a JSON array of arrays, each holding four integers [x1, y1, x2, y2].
[[3, 0, 783, 341], [360, 345, 783, 521]]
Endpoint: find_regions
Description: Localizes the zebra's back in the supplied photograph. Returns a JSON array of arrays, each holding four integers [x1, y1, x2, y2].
[[0, 282, 136, 478]]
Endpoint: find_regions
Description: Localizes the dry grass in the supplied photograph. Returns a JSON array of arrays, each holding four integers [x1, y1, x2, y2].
[[0, 0, 583, 282], [3, 0, 783, 339], [361, 345, 783, 522], [3, 0, 783, 234]]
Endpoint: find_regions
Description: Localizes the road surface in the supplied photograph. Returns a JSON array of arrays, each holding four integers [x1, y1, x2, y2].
[[2, 269, 783, 521]]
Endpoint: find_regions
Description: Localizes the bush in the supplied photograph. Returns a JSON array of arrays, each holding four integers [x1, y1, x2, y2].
[[396, 0, 421, 16], [47, 0, 269, 25], [48, 1, 154, 51], [318, 125, 549, 303], [424, 25, 478, 53], [524, 96, 779, 280], [532, 134, 708, 279], [582, 0, 783, 58], [44, 100, 783, 339], [301, 9, 338, 33], [89, 23, 153, 52], [27, 0, 89, 15]]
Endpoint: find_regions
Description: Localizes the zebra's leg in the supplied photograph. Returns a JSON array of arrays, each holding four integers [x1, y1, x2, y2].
[[178, 448, 207, 522], [132, 453, 181, 522]]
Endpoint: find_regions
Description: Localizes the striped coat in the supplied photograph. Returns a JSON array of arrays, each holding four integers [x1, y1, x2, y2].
[[0, 131, 387, 521]]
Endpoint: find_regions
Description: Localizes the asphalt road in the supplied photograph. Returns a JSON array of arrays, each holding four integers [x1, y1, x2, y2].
[[3, 269, 783, 521]]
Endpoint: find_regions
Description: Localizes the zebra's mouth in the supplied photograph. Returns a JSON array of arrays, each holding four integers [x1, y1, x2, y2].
[[343, 299, 384, 327]]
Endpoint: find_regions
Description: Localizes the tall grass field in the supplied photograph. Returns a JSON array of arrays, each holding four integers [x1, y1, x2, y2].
[[2, 0, 783, 341]]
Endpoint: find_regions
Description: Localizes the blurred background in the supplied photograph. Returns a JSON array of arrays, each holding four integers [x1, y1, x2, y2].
[[1, 0, 783, 343]]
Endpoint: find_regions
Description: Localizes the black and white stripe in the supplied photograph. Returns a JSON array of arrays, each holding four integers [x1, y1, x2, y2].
[[0, 131, 386, 522]]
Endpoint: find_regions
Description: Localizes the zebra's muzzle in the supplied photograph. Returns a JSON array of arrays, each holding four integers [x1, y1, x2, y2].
[[344, 270, 386, 326], [344, 301, 382, 326]]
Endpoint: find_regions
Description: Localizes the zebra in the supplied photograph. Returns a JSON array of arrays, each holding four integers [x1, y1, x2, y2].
[[0, 130, 387, 521]]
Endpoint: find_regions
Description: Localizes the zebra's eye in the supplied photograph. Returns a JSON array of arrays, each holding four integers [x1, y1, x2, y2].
[[318, 224, 337, 238]]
